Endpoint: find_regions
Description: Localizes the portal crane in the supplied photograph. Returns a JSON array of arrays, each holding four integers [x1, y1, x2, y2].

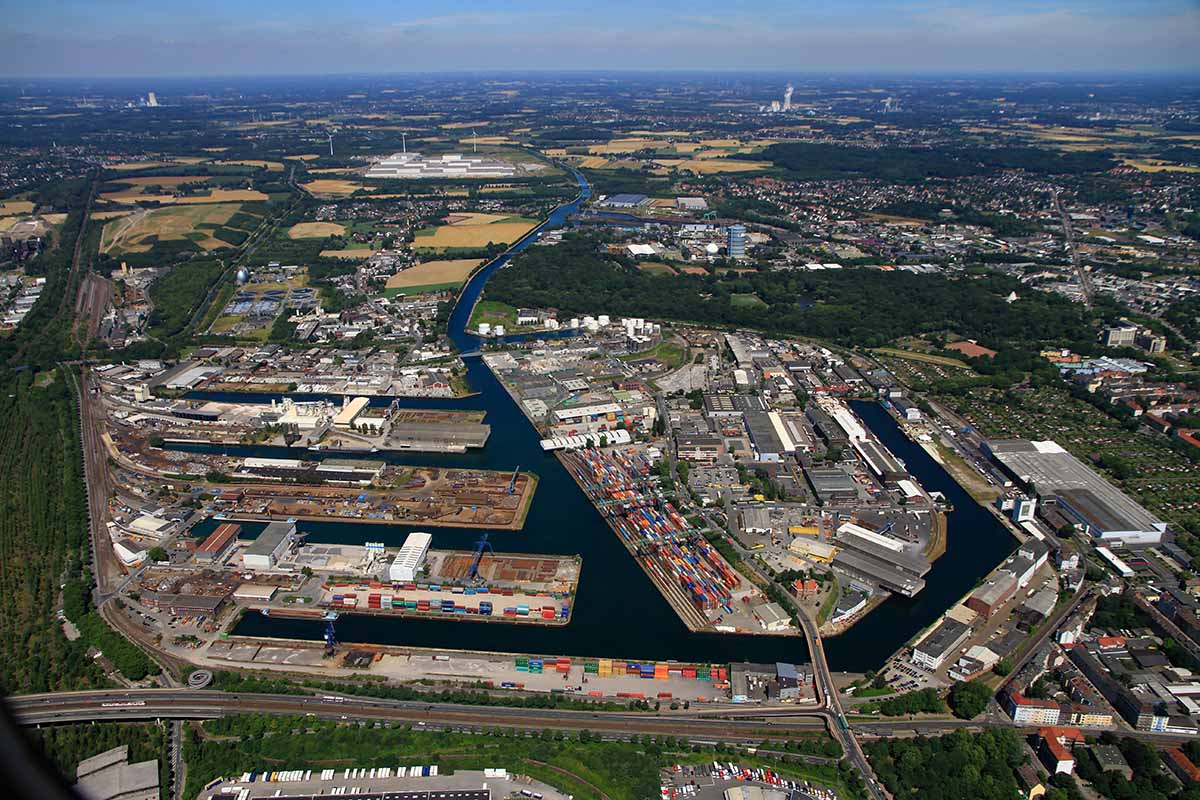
[[507, 466, 520, 494], [468, 533, 493, 583]]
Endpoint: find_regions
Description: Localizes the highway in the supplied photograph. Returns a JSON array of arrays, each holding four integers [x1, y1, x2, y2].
[[1053, 189, 1094, 308]]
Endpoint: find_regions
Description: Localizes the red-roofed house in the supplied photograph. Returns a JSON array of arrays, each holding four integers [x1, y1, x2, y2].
[[1002, 691, 1063, 725], [1166, 749, 1200, 785], [1036, 727, 1084, 775]]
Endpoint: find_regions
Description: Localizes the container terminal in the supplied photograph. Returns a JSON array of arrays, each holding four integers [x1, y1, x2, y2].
[[559, 446, 796, 636]]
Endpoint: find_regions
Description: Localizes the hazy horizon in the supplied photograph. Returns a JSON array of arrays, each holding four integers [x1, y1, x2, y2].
[[2, 0, 1198, 78]]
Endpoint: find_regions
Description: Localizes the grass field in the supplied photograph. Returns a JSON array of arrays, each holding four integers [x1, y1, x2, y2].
[[288, 221, 346, 239], [619, 340, 687, 369], [101, 203, 241, 254], [730, 293, 768, 308], [301, 179, 376, 196], [0, 200, 35, 214], [467, 299, 518, 330], [673, 158, 768, 174], [446, 212, 508, 225], [1122, 158, 1200, 173], [587, 138, 673, 154], [110, 175, 209, 189], [872, 347, 970, 369], [99, 188, 268, 204], [215, 159, 284, 171], [637, 262, 677, 276], [385, 258, 482, 294], [413, 218, 537, 251]]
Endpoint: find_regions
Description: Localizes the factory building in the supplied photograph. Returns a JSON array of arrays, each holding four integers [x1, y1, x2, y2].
[[241, 521, 297, 571], [195, 523, 240, 563], [911, 617, 971, 670], [389, 531, 432, 582], [966, 570, 1019, 617], [333, 396, 371, 430], [985, 439, 1166, 545], [805, 467, 859, 504], [366, 152, 516, 179]]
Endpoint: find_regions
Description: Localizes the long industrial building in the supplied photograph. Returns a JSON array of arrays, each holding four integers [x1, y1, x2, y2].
[[366, 152, 517, 179], [831, 522, 929, 597], [984, 439, 1167, 545]]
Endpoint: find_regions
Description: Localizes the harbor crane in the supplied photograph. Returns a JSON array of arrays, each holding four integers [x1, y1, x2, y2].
[[467, 533, 493, 583], [507, 466, 520, 494], [323, 611, 339, 655]]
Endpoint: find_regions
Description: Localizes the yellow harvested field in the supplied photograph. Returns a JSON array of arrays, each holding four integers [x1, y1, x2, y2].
[[0, 200, 35, 214], [99, 188, 269, 204], [302, 179, 375, 196], [673, 143, 703, 153], [540, 148, 569, 157], [1122, 159, 1200, 173], [446, 212, 507, 226], [101, 203, 240, 253], [319, 248, 375, 259], [284, 153, 322, 161], [699, 138, 742, 147], [385, 259, 482, 289], [588, 138, 670, 154], [458, 136, 513, 145], [0, 216, 21, 232], [673, 159, 767, 174], [216, 159, 284, 171], [202, 147, 230, 153], [40, 213, 68, 225], [91, 211, 133, 221], [629, 130, 697, 137], [577, 156, 611, 168], [440, 121, 491, 129], [308, 167, 357, 174], [288, 221, 346, 239], [414, 220, 536, 250]]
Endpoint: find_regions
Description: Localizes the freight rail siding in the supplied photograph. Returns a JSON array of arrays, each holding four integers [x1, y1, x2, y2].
[[558, 448, 742, 633]]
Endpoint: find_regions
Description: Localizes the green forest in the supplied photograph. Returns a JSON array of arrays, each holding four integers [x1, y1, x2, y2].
[[484, 235, 1095, 352], [866, 729, 1025, 800]]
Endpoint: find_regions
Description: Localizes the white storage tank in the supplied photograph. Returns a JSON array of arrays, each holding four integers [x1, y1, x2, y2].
[[478, 322, 491, 336]]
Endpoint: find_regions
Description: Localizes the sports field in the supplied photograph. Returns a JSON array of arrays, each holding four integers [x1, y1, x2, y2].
[[100, 203, 241, 254], [413, 218, 537, 250], [384, 259, 482, 295], [288, 221, 346, 239]]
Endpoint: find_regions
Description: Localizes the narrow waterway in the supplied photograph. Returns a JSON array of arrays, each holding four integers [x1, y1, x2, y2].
[[225, 170, 1014, 672]]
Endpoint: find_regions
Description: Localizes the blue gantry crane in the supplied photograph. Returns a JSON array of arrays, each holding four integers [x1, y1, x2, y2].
[[468, 533, 493, 582], [323, 611, 339, 654], [507, 466, 520, 494]]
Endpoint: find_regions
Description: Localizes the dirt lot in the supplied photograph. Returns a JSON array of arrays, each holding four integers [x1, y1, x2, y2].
[[288, 221, 346, 239]]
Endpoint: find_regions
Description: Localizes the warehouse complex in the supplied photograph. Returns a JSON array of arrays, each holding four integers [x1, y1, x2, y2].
[[366, 152, 517, 179], [984, 439, 1167, 545]]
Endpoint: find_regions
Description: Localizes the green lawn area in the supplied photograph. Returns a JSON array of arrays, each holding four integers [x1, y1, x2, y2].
[[730, 292, 767, 308], [467, 299, 518, 330], [619, 340, 687, 370]]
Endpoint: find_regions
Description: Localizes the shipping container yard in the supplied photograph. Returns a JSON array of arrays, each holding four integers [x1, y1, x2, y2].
[[559, 447, 789, 635], [317, 581, 574, 626]]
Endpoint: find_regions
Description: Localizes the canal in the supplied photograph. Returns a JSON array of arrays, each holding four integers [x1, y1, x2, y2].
[[223, 170, 1015, 672]]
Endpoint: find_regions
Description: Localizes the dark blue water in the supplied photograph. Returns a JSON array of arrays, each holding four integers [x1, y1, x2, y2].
[[226, 170, 1015, 671]]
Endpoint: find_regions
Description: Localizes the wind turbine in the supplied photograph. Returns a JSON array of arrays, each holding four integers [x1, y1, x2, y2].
[[471, 129, 477, 154], [328, 132, 334, 156], [401, 132, 407, 154]]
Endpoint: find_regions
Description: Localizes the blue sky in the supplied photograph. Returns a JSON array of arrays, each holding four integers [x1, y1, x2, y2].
[[1, 0, 1196, 77]]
